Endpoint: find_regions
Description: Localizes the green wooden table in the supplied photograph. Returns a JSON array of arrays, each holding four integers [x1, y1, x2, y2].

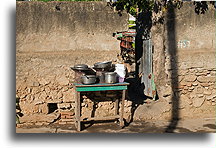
[[74, 82, 129, 131]]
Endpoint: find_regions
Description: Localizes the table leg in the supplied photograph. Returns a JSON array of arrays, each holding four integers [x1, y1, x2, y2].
[[120, 90, 126, 127], [114, 98, 119, 116], [75, 90, 81, 131]]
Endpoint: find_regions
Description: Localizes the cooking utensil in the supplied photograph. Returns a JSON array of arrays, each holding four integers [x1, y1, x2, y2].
[[81, 75, 96, 84], [105, 72, 117, 84], [94, 61, 112, 69], [71, 64, 89, 71]]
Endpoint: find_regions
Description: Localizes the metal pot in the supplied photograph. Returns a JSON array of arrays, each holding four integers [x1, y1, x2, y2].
[[105, 72, 117, 84], [94, 61, 112, 69], [81, 75, 96, 84]]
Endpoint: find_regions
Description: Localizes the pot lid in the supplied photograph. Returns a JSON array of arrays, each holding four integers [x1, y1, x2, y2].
[[74, 64, 88, 68], [93, 61, 112, 69], [70, 64, 89, 71], [81, 75, 96, 78], [94, 61, 111, 65], [105, 72, 117, 75]]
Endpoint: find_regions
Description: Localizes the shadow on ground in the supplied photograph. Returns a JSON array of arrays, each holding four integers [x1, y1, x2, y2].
[[16, 118, 216, 134], [124, 77, 152, 127]]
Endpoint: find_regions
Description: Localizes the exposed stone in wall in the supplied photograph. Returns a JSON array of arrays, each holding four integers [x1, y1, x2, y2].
[[144, 2, 215, 121], [80, 91, 132, 121], [150, 51, 216, 120], [134, 66, 215, 121], [17, 50, 125, 125]]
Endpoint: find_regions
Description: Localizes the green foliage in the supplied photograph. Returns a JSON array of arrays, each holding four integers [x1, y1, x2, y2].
[[16, 0, 102, 1], [112, 0, 215, 17], [128, 6, 137, 16], [113, 0, 158, 17]]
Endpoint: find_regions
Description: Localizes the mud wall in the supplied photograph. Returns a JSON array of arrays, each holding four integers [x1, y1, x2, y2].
[[16, 1, 130, 126], [16, 1, 215, 126], [142, 2, 216, 121], [16, 1, 128, 52]]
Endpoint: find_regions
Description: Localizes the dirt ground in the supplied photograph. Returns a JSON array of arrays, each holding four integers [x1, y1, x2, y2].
[[16, 118, 216, 133]]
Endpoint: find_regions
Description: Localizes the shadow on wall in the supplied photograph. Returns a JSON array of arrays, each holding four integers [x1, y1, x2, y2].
[[135, 11, 152, 77], [124, 9, 153, 127], [124, 77, 150, 126], [164, 2, 179, 133], [128, 1, 181, 132]]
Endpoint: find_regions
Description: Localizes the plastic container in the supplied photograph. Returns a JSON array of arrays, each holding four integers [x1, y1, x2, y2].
[[118, 77, 125, 83]]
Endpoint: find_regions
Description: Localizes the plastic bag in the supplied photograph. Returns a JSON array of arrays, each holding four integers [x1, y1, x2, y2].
[[114, 64, 126, 82]]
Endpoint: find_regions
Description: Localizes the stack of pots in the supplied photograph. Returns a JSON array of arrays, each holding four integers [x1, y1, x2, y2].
[[71, 61, 120, 84], [93, 61, 117, 84], [71, 64, 96, 84]]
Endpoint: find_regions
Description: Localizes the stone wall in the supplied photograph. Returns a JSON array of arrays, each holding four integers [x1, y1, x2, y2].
[[142, 2, 216, 121], [16, 1, 130, 126], [17, 50, 133, 126]]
